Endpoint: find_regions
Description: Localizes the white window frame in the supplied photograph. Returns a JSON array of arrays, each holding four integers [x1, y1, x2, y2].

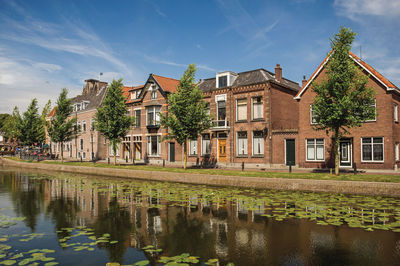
[[310, 104, 317, 125], [364, 99, 377, 122], [77, 121, 81, 132], [361, 137, 384, 162], [146, 106, 161, 126], [91, 118, 95, 130], [82, 152, 86, 159], [82, 120, 86, 132], [151, 85, 157, 99], [189, 139, 197, 156], [395, 143, 399, 161], [236, 98, 247, 121], [251, 97, 263, 120], [394, 103, 398, 122], [236, 131, 248, 156], [201, 134, 211, 155], [147, 135, 161, 157], [306, 138, 325, 162], [109, 144, 120, 156], [252, 131, 264, 156]]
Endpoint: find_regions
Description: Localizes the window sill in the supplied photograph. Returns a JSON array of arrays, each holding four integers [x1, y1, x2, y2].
[[235, 120, 247, 123], [188, 155, 198, 157], [148, 155, 161, 158], [361, 161, 384, 163], [306, 160, 325, 162], [236, 155, 248, 158], [251, 155, 264, 158], [251, 119, 264, 122]]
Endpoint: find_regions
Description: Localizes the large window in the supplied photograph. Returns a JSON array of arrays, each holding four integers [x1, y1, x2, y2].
[[306, 139, 324, 161], [147, 106, 161, 126], [218, 76, 227, 88], [236, 99, 247, 121], [362, 137, 383, 162], [135, 110, 141, 127], [147, 135, 161, 156], [252, 97, 263, 120], [395, 103, 398, 122], [252, 131, 264, 155], [202, 134, 211, 155], [237, 131, 248, 156], [109, 144, 120, 156], [189, 140, 197, 155], [310, 105, 317, 124]]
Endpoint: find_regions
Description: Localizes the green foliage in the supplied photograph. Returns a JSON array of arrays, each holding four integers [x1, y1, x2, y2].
[[47, 89, 78, 146], [311, 27, 376, 174], [17, 99, 46, 146], [0, 114, 10, 131], [1, 107, 20, 140], [160, 64, 212, 168], [95, 79, 133, 164]]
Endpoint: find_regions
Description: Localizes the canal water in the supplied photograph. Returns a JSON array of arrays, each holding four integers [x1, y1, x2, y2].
[[0, 167, 399, 265]]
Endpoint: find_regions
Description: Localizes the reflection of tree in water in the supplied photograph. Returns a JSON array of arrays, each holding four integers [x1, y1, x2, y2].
[[161, 208, 215, 260], [93, 198, 135, 264], [9, 173, 44, 232]]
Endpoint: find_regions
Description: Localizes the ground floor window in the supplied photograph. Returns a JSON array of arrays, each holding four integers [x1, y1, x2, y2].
[[396, 143, 399, 161], [147, 136, 161, 156], [306, 139, 324, 161], [362, 137, 383, 162], [252, 131, 264, 155], [109, 144, 120, 156], [202, 134, 210, 155], [189, 139, 197, 155], [237, 131, 248, 156], [82, 152, 86, 159]]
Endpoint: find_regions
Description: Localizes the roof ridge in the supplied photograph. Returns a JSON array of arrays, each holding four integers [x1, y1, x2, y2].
[[152, 74, 179, 81]]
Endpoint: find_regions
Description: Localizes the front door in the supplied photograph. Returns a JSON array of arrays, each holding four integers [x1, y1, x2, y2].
[[285, 139, 295, 166], [218, 139, 227, 162], [169, 142, 175, 162], [339, 139, 352, 167]]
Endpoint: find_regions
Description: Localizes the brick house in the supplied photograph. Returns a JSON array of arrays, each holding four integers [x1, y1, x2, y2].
[[120, 74, 183, 164], [295, 52, 400, 170], [47, 79, 109, 161], [185, 66, 300, 168]]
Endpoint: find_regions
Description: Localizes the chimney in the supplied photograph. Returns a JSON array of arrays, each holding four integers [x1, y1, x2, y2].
[[302, 75, 307, 87], [275, 64, 282, 82]]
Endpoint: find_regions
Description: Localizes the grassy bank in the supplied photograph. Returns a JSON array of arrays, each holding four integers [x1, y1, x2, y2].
[[4, 156, 400, 183]]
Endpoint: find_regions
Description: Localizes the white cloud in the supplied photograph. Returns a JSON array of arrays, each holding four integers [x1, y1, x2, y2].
[[33, 62, 62, 72], [334, 0, 400, 19], [143, 54, 217, 72]]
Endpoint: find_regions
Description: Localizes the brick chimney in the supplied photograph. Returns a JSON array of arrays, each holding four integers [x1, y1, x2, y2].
[[302, 75, 307, 87], [275, 64, 282, 82]]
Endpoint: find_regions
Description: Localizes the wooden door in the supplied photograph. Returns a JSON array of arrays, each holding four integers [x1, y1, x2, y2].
[[285, 139, 295, 166], [218, 139, 227, 162], [169, 142, 175, 162]]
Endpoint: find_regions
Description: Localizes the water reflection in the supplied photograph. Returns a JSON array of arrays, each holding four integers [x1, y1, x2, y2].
[[0, 169, 400, 265]]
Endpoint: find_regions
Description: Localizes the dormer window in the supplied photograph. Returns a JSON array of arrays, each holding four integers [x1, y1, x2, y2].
[[135, 90, 141, 99], [216, 71, 238, 88], [82, 101, 89, 110], [75, 103, 81, 112], [218, 76, 227, 88]]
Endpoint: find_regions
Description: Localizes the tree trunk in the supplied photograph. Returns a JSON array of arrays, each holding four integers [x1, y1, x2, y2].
[[334, 128, 340, 176], [183, 140, 187, 170], [60, 141, 64, 163]]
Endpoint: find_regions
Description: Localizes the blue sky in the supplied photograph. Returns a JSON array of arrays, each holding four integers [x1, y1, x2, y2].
[[0, 0, 399, 113]]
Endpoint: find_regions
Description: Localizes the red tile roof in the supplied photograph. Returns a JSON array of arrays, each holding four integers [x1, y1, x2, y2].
[[122, 86, 133, 100], [295, 50, 399, 99], [153, 74, 179, 93], [48, 107, 56, 118]]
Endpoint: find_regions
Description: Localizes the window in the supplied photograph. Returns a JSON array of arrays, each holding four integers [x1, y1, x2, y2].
[[135, 90, 141, 99], [90, 135, 94, 143], [306, 139, 324, 161], [362, 137, 383, 162], [252, 97, 263, 120], [202, 134, 211, 155], [82, 152, 86, 159], [151, 85, 157, 99], [77, 121, 81, 132], [75, 103, 81, 112], [252, 131, 264, 155], [91, 119, 95, 130], [147, 135, 161, 156], [109, 144, 120, 156], [147, 106, 161, 126], [82, 120, 86, 132], [218, 76, 227, 88], [364, 99, 377, 122], [80, 139, 84, 150], [189, 140, 197, 155], [104, 137, 106, 145], [395, 103, 398, 122], [205, 102, 210, 115], [396, 143, 399, 161], [217, 100, 226, 126], [310, 105, 317, 124], [237, 99, 247, 121], [135, 110, 141, 127], [237, 131, 248, 156], [78, 152, 81, 158]]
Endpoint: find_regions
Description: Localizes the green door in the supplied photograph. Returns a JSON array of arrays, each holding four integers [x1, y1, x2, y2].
[[285, 139, 295, 166]]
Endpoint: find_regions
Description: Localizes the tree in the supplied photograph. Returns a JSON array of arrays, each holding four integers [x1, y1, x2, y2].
[[95, 79, 133, 165], [160, 64, 212, 169], [17, 99, 45, 146], [311, 27, 376, 175], [47, 89, 78, 162], [2, 107, 20, 141], [0, 113, 10, 131]]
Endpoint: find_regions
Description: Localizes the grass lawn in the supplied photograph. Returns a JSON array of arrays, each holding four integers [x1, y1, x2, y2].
[[4, 156, 400, 183]]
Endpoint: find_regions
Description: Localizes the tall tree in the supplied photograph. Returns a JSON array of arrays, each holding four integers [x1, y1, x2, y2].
[[47, 89, 78, 162], [18, 99, 45, 146], [95, 79, 133, 165], [2, 107, 20, 141], [311, 27, 376, 175], [160, 64, 212, 169]]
